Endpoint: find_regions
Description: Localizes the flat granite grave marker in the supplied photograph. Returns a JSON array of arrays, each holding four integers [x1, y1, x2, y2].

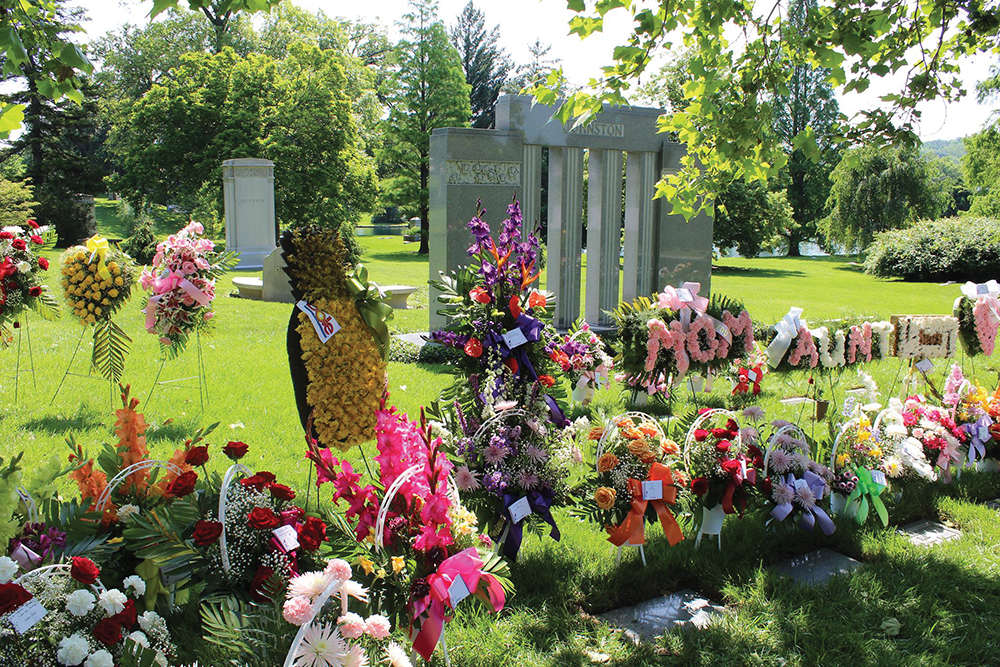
[[770, 548, 861, 586], [898, 520, 961, 546], [598, 589, 727, 642], [985, 499, 1000, 511]]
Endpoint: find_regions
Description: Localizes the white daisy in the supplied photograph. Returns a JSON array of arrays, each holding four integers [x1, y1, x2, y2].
[[288, 572, 336, 601], [385, 642, 413, 667], [294, 622, 347, 667]]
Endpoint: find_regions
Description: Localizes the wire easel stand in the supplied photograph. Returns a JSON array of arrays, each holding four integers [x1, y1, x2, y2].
[[51, 326, 114, 406], [11, 313, 36, 403], [146, 330, 209, 411]]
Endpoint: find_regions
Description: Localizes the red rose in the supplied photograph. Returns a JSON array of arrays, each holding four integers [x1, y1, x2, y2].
[[223, 441, 248, 460], [694, 429, 710, 442], [184, 446, 209, 466], [539, 375, 555, 388], [469, 286, 491, 304], [269, 483, 296, 501], [250, 565, 275, 602], [37, 257, 49, 270], [70, 556, 100, 584], [762, 476, 773, 496], [30, 234, 43, 245], [115, 599, 138, 630], [747, 444, 763, 459], [240, 474, 268, 492], [26, 219, 38, 229], [726, 419, 739, 432], [93, 617, 122, 646], [0, 232, 12, 239], [247, 507, 280, 530], [192, 519, 224, 547], [28, 286, 41, 297], [166, 471, 198, 497], [715, 440, 731, 453], [297, 516, 327, 552], [711, 428, 730, 439], [464, 337, 483, 359], [11, 238, 26, 250], [720, 459, 742, 476], [990, 423, 1000, 441], [0, 583, 32, 615], [691, 477, 709, 496], [528, 291, 547, 309], [257, 471, 277, 485]]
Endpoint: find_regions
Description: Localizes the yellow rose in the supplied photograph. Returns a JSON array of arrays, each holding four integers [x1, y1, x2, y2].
[[85, 314, 96, 324], [109, 289, 118, 297], [94, 307, 102, 317], [597, 453, 619, 473], [595, 486, 617, 510], [74, 251, 85, 261], [114, 277, 123, 286]]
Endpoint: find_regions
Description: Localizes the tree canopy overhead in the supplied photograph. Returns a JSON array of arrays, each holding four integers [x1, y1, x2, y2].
[[544, 0, 1000, 220]]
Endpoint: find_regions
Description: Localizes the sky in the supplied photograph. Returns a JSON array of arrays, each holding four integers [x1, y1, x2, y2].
[[77, 0, 999, 143]]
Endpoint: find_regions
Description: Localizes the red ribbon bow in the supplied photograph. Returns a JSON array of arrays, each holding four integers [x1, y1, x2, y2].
[[733, 365, 763, 395], [721, 455, 756, 515], [608, 462, 684, 547]]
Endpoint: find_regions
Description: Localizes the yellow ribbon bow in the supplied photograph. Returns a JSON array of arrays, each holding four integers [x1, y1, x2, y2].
[[85, 235, 112, 281]]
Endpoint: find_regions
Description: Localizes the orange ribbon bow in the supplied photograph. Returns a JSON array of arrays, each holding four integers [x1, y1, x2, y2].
[[608, 462, 684, 547]]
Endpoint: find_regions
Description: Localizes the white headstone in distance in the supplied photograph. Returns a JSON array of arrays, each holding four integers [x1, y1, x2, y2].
[[223, 158, 276, 270], [262, 247, 294, 303]]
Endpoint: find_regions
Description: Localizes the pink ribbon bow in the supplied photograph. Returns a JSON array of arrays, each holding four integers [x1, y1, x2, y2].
[[657, 282, 709, 314], [145, 269, 213, 331], [410, 548, 506, 660]]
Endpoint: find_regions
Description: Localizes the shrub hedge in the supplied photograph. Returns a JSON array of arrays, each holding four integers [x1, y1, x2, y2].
[[864, 216, 1000, 281]]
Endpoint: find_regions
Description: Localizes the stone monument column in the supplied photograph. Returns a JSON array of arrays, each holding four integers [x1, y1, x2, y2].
[[586, 148, 623, 327], [623, 151, 659, 302], [547, 146, 584, 329], [223, 158, 277, 270], [656, 144, 713, 293]]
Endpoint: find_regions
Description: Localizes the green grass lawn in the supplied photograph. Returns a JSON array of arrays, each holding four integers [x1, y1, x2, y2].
[[5, 218, 1000, 666]]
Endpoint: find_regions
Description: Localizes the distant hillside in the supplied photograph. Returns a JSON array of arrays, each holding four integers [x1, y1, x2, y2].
[[923, 138, 966, 165]]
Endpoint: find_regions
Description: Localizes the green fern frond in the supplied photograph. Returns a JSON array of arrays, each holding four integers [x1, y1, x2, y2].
[[92, 318, 132, 382]]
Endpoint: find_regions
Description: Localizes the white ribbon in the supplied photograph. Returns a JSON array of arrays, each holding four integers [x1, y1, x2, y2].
[[961, 280, 1000, 298], [767, 307, 804, 368]]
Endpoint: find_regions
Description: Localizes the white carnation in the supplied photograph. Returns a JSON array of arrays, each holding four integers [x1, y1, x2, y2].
[[127, 631, 150, 649], [0, 555, 17, 583], [123, 575, 146, 597], [138, 610, 163, 633], [98, 589, 127, 615], [154, 652, 168, 667], [85, 650, 114, 667], [65, 589, 96, 617], [117, 504, 140, 520], [17, 261, 30, 274], [56, 633, 90, 666]]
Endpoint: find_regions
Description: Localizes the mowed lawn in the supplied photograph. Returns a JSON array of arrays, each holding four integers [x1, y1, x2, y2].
[[4, 217, 1000, 666]]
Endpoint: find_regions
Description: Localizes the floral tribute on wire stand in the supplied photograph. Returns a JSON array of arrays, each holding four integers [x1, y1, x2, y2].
[[896, 395, 969, 484], [0, 556, 175, 666], [429, 198, 569, 420], [0, 219, 59, 346], [759, 422, 836, 536], [553, 319, 614, 405], [59, 235, 137, 382], [281, 225, 393, 451], [573, 414, 686, 562], [954, 280, 1000, 358], [307, 399, 511, 662], [139, 220, 238, 357], [612, 284, 755, 402], [682, 409, 762, 548], [941, 365, 1000, 470]]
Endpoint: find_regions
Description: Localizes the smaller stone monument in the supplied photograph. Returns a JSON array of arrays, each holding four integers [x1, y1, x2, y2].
[[223, 158, 277, 269], [262, 247, 295, 303]]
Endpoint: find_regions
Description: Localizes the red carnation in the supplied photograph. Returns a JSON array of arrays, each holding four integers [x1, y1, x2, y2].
[[115, 599, 138, 630], [192, 520, 224, 547], [11, 238, 26, 250], [93, 617, 122, 646], [693, 428, 710, 442], [37, 256, 49, 270], [0, 232, 12, 239], [539, 375, 556, 388], [691, 477, 709, 496], [297, 516, 328, 552], [269, 483, 296, 501], [26, 219, 38, 229], [464, 337, 483, 359], [70, 556, 100, 584], [184, 446, 209, 466], [28, 286, 41, 297], [247, 507, 280, 530], [223, 441, 248, 460], [0, 583, 32, 615], [166, 471, 198, 497], [250, 565, 275, 601], [30, 234, 43, 245]]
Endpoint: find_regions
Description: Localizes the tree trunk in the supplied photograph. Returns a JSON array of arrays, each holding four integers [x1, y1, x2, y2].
[[418, 160, 430, 255], [786, 231, 802, 257]]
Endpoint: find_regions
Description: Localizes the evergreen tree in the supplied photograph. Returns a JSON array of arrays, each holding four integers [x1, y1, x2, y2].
[[380, 0, 470, 255], [505, 39, 565, 95], [772, 0, 841, 256], [450, 2, 510, 128]]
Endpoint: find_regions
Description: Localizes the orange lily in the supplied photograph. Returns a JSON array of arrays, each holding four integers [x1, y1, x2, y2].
[[488, 239, 512, 268], [520, 260, 539, 289]]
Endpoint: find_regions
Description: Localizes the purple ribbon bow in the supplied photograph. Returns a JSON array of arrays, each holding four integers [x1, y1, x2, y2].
[[484, 314, 543, 381], [769, 470, 836, 536], [964, 415, 994, 466], [501, 488, 560, 560]]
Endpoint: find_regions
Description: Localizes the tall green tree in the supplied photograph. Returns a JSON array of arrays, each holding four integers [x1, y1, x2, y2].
[[772, 0, 841, 256], [380, 0, 470, 255], [715, 180, 792, 258], [450, 2, 510, 128], [823, 146, 947, 253], [504, 39, 567, 96], [961, 121, 1000, 217]]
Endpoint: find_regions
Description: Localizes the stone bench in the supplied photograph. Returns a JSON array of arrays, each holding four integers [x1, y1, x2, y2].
[[233, 277, 264, 300], [381, 285, 417, 310]]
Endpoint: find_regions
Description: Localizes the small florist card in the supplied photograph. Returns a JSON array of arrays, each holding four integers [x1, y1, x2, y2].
[[642, 480, 663, 501], [870, 470, 887, 486], [916, 359, 934, 373], [502, 327, 528, 349], [272, 524, 300, 552], [448, 575, 471, 608], [9, 598, 46, 634], [676, 288, 694, 303], [296, 300, 341, 343], [509, 496, 532, 524]]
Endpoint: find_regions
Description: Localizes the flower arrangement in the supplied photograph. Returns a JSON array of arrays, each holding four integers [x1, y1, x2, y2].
[[429, 198, 567, 413], [897, 395, 968, 483], [575, 413, 686, 549], [812, 321, 894, 369], [828, 398, 894, 525], [761, 424, 835, 535], [941, 366, 1000, 467], [683, 409, 761, 516], [765, 308, 819, 370], [0, 219, 59, 345], [551, 320, 613, 403], [59, 235, 137, 382], [612, 287, 755, 399], [139, 220, 238, 356], [0, 557, 175, 667], [308, 402, 510, 661], [892, 315, 959, 359], [955, 282, 1000, 357], [282, 225, 393, 451]]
